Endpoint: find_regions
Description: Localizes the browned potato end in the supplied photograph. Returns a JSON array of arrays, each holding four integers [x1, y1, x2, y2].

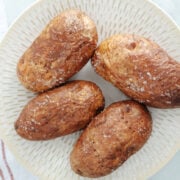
[[70, 100, 152, 178], [15, 80, 104, 140]]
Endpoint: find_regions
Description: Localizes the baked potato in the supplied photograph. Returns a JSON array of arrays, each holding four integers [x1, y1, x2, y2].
[[15, 80, 104, 140], [91, 34, 180, 108], [70, 100, 152, 178], [17, 9, 98, 92]]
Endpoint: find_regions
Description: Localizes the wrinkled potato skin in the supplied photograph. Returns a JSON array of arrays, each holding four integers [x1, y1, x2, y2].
[[70, 101, 152, 178], [91, 34, 180, 108], [15, 81, 104, 140], [17, 9, 98, 92]]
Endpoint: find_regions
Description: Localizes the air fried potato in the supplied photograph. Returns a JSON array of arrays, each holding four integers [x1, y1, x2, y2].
[[15, 81, 104, 140], [92, 34, 180, 108], [70, 100, 152, 178], [17, 9, 98, 92]]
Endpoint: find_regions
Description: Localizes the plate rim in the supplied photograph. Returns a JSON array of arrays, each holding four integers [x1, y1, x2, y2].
[[0, 0, 180, 179]]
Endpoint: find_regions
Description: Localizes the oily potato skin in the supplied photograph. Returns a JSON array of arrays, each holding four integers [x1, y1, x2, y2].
[[15, 81, 104, 140], [17, 9, 98, 92], [70, 100, 152, 178], [91, 34, 180, 108]]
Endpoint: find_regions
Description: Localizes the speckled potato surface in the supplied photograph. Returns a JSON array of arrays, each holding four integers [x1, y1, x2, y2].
[[70, 100, 152, 178], [17, 9, 98, 92], [15, 80, 104, 140], [92, 34, 180, 108]]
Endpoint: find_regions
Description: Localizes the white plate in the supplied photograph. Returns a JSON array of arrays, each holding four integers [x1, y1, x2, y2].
[[0, 0, 180, 179]]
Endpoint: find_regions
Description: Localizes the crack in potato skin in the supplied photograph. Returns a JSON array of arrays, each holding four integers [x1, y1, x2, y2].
[[17, 9, 98, 92], [15, 80, 104, 140], [70, 100, 152, 178], [91, 34, 180, 108]]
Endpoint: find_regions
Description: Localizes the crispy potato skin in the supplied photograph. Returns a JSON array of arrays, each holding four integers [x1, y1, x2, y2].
[[91, 34, 180, 108], [15, 81, 104, 140], [70, 100, 152, 178], [17, 9, 98, 92]]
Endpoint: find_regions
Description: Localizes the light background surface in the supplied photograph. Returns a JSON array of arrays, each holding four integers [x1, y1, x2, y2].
[[0, 0, 179, 179]]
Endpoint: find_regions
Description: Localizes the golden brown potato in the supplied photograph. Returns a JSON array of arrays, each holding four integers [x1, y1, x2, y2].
[[70, 100, 152, 178], [17, 9, 98, 92], [15, 80, 104, 140], [91, 34, 180, 108]]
